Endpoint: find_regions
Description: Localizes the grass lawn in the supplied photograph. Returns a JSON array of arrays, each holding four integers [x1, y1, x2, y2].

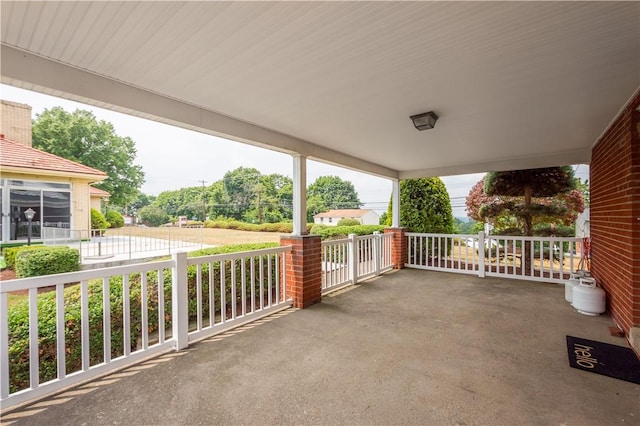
[[105, 226, 283, 246]]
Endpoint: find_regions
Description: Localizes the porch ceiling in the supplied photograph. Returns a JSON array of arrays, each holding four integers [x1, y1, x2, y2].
[[1, 2, 638, 179]]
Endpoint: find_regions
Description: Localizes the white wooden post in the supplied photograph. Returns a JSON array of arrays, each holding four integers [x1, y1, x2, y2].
[[172, 251, 189, 350], [348, 233, 358, 284], [292, 155, 308, 236], [392, 179, 400, 228], [478, 231, 486, 278], [373, 231, 381, 276]]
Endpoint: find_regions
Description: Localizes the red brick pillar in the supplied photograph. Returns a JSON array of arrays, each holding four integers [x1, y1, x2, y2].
[[384, 227, 407, 269], [280, 235, 322, 308]]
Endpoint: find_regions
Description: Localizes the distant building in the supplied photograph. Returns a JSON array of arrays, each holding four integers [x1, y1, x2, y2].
[[313, 209, 380, 226]]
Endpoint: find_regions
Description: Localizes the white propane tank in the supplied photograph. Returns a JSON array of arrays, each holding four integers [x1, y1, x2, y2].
[[565, 271, 587, 304], [572, 277, 606, 316]]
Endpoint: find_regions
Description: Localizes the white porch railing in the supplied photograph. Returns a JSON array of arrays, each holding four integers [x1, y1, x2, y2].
[[321, 232, 393, 294], [406, 232, 582, 284], [0, 246, 291, 411], [42, 226, 205, 261]]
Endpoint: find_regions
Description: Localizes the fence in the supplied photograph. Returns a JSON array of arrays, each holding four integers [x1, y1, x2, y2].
[[43, 226, 205, 261], [0, 246, 291, 411], [406, 232, 583, 284], [321, 232, 394, 294]]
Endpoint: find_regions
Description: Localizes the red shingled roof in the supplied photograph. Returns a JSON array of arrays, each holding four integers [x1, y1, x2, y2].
[[0, 136, 107, 178], [89, 186, 111, 197]]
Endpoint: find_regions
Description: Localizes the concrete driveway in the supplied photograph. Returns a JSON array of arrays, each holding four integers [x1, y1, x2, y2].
[[3, 269, 638, 425]]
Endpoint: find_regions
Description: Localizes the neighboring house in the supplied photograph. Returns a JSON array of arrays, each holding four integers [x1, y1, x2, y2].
[[0, 100, 108, 244], [90, 186, 111, 213], [314, 209, 380, 226]]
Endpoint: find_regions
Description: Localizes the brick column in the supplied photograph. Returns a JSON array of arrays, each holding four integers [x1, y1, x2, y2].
[[384, 227, 407, 269], [280, 235, 322, 309]]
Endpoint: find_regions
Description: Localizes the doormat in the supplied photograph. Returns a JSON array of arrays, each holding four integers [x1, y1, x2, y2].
[[566, 336, 640, 385]]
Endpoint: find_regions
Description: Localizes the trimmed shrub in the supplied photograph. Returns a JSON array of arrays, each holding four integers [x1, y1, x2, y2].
[[203, 220, 294, 233], [91, 208, 109, 230], [106, 210, 125, 228], [310, 224, 386, 240], [15, 246, 80, 278], [7, 242, 281, 393], [337, 218, 361, 226], [4, 245, 48, 269]]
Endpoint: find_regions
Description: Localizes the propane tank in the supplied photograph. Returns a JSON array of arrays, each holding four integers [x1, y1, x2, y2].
[[572, 277, 606, 316], [565, 271, 587, 304]]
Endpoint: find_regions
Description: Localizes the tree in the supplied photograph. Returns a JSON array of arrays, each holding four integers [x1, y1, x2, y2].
[[480, 166, 578, 236], [306, 176, 361, 221], [222, 167, 262, 220], [480, 166, 580, 271], [32, 107, 145, 206], [385, 178, 454, 234], [137, 205, 169, 227]]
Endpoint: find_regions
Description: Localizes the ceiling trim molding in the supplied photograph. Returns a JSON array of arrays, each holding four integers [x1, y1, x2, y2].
[[1, 44, 399, 180]]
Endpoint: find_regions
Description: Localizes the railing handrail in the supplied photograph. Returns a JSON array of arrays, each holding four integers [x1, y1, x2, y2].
[[0, 259, 175, 292], [186, 245, 291, 266], [406, 231, 581, 243]]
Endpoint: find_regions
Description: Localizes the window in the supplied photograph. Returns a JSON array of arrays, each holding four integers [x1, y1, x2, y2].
[[1, 179, 72, 242]]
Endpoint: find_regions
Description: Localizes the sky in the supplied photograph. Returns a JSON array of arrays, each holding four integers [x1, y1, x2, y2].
[[1, 84, 589, 217]]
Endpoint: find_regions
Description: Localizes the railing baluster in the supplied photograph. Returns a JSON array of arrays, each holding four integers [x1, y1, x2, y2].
[[1, 292, 9, 399], [157, 269, 165, 344], [275, 252, 280, 304], [28, 288, 39, 389], [122, 275, 130, 357], [209, 262, 215, 326], [267, 254, 273, 307], [80, 280, 90, 370], [196, 264, 203, 331], [103, 277, 112, 362], [56, 283, 66, 379], [250, 257, 256, 313], [241, 257, 247, 315], [220, 261, 226, 323], [141, 272, 149, 350], [259, 256, 264, 310], [231, 259, 237, 319]]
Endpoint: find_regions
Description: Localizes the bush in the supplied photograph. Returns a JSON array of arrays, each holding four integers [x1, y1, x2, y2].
[[106, 210, 125, 228], [91, 208, 109, 230], [7, 242, 281, 393], [15, 246, 80, 278], [203, 219, 295, 233], [310, 224, 386, 240], [3, 245, 48, 269], [337, 218, 360, 226], [138, 205, 169, 227]]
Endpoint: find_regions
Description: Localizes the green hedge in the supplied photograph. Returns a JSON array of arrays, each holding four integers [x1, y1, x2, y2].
[[203, 219, 313, 234], [309, 224, 387, 240], [15, 246, 80, 278], [106, 210, 125, 228], [3, 245, 48, 269], [7, 242, 281, 393]]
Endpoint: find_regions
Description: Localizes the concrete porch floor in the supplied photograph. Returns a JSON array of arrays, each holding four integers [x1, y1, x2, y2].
[[3, 269, 639, 425]]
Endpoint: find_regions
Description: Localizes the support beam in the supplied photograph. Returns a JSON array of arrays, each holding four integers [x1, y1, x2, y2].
[[392, 179, 400, 228], [292, 155, 308, 236]]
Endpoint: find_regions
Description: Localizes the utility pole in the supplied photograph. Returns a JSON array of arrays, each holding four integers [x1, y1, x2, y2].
[[198, 180, 207, 222]]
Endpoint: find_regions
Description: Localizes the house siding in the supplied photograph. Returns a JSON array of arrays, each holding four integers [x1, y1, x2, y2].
[[590, 91, 640, 338]]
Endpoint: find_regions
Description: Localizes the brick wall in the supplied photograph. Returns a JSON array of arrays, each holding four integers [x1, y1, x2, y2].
[[280, 235, 322, 309], [384, 227, 407, 269], [590, 92, 640, 336]]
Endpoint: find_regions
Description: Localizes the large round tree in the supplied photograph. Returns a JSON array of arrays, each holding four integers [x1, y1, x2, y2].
[[32, 107, 145, 206], [386, 177, 454, 234]]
